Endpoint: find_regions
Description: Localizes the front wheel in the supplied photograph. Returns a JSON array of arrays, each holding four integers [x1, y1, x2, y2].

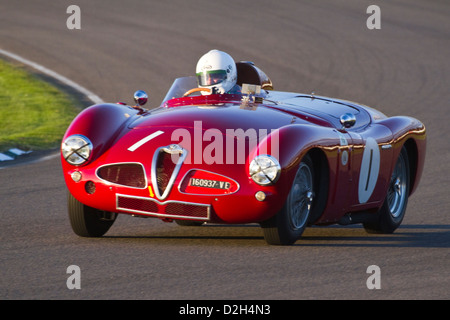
[[261, 155, 315, 245], [363, 146, 410, 234], [67, 191, 117, 237]]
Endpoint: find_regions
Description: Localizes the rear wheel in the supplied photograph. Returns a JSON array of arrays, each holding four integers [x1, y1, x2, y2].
[[67, 191, 117, 237], [364, 146, 410, 234], [261, 155, 315, 245]]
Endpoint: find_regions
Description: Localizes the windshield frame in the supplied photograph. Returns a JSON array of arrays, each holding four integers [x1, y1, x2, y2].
[[162, 76, 268, 107], [162, 76, 198, 103]]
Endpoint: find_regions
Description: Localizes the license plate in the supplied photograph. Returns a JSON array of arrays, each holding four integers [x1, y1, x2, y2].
[[189, 178, 231, 189]]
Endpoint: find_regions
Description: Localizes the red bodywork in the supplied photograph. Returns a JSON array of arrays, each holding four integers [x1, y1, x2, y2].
[[61, 77, 426, 226]]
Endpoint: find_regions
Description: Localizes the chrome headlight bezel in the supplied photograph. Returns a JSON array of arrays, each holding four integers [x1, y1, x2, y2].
[[62, 134, 93, 166], [249, 154, 281, 186]]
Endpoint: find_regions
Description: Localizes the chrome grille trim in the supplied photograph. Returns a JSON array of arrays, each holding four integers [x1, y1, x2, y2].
[[116, 194, 211, 221], [151, 145, 188, 200]]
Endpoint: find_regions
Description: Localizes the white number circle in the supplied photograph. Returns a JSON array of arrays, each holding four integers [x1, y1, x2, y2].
[[358, 137, 380, 203]]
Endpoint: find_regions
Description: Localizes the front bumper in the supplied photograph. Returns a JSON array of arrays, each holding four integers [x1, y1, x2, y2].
[[62, 159, 286, 224]]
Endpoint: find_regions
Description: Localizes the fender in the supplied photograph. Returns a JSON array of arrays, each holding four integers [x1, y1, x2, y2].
[[62, 103, 140, 164], [376, 116, 426, 195], [249, 123, 339, 218], [376, 116, 426, 143], [251, 123, 338, 169]]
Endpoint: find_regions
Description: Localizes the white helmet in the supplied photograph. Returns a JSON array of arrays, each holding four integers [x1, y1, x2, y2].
[[196, 50, 237, 95]]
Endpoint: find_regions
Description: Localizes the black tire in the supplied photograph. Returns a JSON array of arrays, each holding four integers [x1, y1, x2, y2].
[[261, 155, 315, 245], [363, 146, 410, 234], [67, 191, 117, 237]]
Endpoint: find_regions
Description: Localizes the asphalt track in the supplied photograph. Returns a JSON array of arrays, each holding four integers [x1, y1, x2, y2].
[[0, 0, 449, 300]]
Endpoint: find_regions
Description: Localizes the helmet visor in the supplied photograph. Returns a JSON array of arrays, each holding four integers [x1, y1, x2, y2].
[[196, 70, 227, 87]]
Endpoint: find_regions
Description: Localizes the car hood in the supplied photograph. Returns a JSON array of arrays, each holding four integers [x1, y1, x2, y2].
[[129, 100, 335, 133], [130, 103, 289, 131]]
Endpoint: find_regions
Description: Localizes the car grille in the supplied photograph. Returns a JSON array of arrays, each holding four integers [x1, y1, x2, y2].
[[97, 163, 146, 188], [151, 145, 187, 200], [155, 151, 177, 195], [116, 195, 210, 221]]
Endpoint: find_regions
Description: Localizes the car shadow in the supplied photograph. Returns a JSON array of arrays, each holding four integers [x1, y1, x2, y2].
[[297, 224, 450, 248], [103, 224, 450, 248]]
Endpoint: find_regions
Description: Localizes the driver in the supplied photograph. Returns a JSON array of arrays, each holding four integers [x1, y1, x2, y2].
[[196, 50, 241, 95]]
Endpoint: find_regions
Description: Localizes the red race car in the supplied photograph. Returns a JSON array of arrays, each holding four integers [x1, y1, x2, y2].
[[61, 61, 426, 245]]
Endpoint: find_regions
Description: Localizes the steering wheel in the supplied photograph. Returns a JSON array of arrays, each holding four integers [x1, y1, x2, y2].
[[183, 87, 212, 97]]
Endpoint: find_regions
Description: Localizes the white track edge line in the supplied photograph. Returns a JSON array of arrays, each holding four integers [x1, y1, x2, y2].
[[0, 48, 104, 104], [0, 48, 104, 167]]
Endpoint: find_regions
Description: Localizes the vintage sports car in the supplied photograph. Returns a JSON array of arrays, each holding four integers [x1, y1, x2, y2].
[[61, 61, 426, 245]]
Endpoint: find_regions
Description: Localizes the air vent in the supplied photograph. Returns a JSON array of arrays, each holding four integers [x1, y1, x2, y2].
[[97, 163, 146, 188], [116, 195, 210, 221]]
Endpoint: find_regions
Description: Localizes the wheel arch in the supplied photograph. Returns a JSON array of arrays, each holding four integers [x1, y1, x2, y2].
[[377, 116, 426, 197], [306, 147, 329, 224], [403, 138, 419, 196]]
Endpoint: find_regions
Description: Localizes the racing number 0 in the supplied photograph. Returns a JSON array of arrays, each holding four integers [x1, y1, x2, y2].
[[358, 137, 380, 203]]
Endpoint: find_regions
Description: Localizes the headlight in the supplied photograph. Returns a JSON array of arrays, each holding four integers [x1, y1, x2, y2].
[[62, 135, 93, 165], [249, 155, 281, 185]]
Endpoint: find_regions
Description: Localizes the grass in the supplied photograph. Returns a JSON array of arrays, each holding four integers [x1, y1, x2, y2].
[[0, 59, 81, 153]]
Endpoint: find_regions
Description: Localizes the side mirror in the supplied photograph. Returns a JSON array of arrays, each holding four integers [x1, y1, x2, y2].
[[134, 90, 148, 106], [340, 113, 356, 129]]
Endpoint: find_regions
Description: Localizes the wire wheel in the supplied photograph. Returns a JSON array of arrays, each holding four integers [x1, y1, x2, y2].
[[261, 154, 315, 245], [363, 146, 410, 234], [387, 151, 408, 218], [288, 162, 314, 230]]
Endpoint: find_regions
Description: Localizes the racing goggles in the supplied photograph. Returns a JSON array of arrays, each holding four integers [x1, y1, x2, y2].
[[196, 70, 227, 86]]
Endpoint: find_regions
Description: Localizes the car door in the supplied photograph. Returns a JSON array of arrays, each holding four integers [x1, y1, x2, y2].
[[347, 124, 394, 209]]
